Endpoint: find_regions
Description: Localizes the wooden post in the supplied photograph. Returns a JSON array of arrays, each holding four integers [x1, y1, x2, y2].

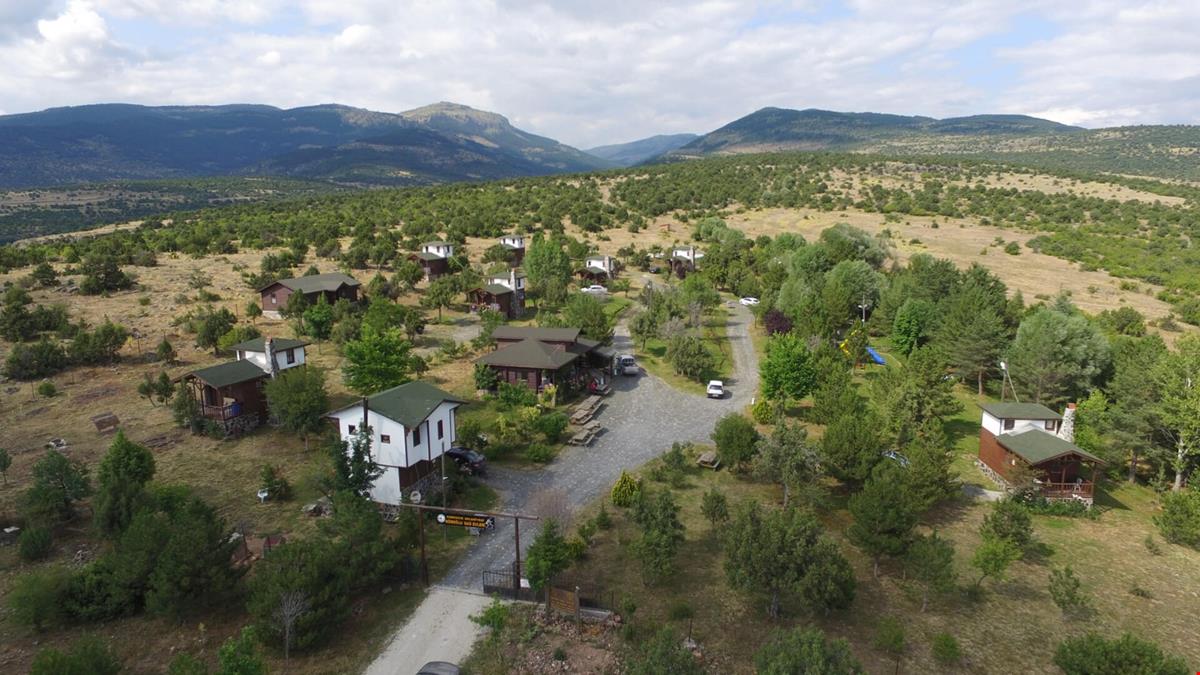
[[513, 516, 521, 597], [418, 511, 429, 587]]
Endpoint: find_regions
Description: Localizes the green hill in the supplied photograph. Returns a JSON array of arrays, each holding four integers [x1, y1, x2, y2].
[[585, 133, 699, 166]]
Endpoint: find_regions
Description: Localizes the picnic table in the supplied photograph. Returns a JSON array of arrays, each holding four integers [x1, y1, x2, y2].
[[568, 420, 604, 446], [570, 395, 604, 425], [91, 412, 120, 434], [696, 451, 721, 470]]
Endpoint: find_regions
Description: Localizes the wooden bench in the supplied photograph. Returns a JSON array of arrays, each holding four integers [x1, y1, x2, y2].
[[696, 451, 721, 470], [91, 412, 120, 435]]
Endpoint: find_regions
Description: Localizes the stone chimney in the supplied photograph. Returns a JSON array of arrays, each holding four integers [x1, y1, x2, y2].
[[509, 267, 517, 291], [1058, 402, 1076, 443], [264, 337, 279, 378]]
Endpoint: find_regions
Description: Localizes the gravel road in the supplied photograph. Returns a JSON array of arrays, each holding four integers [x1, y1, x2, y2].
[[362, 302, 759, 673]]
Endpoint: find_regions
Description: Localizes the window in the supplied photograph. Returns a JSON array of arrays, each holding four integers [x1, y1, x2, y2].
[[286, 348, 296, 364], [1045, 420, 1056, 431], [269, 293, 277, 305], [412, 427, 421, 445], [380, 434, 391, 444], [348, 425, 356, 434], [437, 420, 444, 440], [1003, 418, 1015, 431]]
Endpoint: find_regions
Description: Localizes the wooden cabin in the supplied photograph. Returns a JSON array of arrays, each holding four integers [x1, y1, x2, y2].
[[578, 255, 617, 282], [467, 268, 527, 319], [258, 273, 360, 317], [668, 246, 703, 278], [477, 326, 613, 392], [409, 241, 455, 281], [977, 402, 1105, 505], [500, 234, 526, 265]]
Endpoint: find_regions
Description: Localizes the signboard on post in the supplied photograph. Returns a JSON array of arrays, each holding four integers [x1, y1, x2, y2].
[[436, 512, 495, 530]]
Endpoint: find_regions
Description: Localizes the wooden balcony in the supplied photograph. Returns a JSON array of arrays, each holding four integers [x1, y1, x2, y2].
[[1039, 481, 1094, 499], [201, 402, 242, 421]]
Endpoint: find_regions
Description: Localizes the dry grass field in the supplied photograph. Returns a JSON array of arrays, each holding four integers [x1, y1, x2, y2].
[[0, 244, 498, 673]]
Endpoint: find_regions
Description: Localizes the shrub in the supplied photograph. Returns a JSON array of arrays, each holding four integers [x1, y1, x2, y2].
[[1049, 565, 1090, 615], [496, 381, 537, 408], [260, 465, 293, 501], [931, 633, 961, 665], [565, 535, 588, 560], [1155, 489, 1200, 548], [4, 338, 68, 380], [1054, 633, 1187, 675], [525, 443, 555, 464], [980, 499, 1034, 548], [9, 568, 71, 630], [30, 636, 121, 675], [534, 412, 569, 443], [470, 597, 510, 632], [1004, 241, 1021, 255], [36, 380, 57, 397], [610, 471, 641, 507], [711, 412, 759, 470], [23, 449, 91, 525], [755, 627, 861, 674], [667, 600, 693, 621], [592, 503, 612, 529], [18, 526, 54, 561]]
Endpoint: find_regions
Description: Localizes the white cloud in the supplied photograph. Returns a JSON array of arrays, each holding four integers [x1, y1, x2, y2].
[[0, 1, 1195, 147]]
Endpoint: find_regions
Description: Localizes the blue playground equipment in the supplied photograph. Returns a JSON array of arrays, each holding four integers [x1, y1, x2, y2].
[[865, 346, 886, 365]]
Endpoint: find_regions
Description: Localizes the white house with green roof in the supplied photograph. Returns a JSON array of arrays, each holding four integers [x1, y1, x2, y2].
[[326, 381, 467, 505], [231, 336, 308, 375]]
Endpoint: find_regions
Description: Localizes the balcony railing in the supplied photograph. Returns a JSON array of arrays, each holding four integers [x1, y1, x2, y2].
[[1039, 481, 1094, 498], [200, 402, 241, 420]]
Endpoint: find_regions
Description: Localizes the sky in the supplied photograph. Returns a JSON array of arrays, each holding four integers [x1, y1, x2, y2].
[[0, 0, 1197, 148]]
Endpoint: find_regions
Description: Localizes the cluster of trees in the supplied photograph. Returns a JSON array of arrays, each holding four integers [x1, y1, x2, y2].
[[630, 275, 723, 382], [3, 300, 129, 380], [9, 433, 241, 630]]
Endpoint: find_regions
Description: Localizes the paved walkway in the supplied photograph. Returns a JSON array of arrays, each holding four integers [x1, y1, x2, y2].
[[363, 302, 759, 673]]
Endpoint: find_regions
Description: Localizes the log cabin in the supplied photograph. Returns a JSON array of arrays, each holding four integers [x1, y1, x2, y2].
[[258, 273, 360, 318]]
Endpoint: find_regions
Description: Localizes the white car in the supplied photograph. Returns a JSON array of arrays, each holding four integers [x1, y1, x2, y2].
[[581, 284, 608, 295], [739, 297, 760, 306], [706, 380, 725, 399]]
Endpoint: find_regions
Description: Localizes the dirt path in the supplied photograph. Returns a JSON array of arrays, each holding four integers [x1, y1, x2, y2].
[[363, 587, 492, 675]]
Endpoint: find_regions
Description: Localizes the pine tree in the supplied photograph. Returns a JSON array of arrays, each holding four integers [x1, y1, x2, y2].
[[847, 465, 918, 577]]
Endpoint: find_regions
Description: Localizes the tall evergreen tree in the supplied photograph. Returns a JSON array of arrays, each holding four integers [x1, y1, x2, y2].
[[935, 284, 1009, 395]]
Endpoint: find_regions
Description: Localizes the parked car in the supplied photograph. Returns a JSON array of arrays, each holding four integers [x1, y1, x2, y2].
[[739, 296, 760, 306], [581, 284, 608, 295], [706, 380, 725, 399], [617, 354, 639, 376], [446, 447, 487, 475], [417, 663, 461, 675]]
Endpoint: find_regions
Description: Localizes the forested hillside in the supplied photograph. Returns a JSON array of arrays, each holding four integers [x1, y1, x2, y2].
[[4, 152, 1199, 324], [662, 107, 1200, 180], [0, 102, 606, 189]]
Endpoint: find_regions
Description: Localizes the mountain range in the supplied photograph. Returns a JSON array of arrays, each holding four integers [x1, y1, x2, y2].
[[2, 102, 1199, 191], [0, 102, 613, 189], [584, 133, 699, 166]]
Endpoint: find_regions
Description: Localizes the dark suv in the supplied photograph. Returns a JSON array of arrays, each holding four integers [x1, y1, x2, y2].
[[446, 447, 487, 475]]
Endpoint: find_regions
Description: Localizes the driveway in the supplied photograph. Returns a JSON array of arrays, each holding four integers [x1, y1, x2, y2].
[[363, 303, 759, 672], [440, 301, 758, 587]]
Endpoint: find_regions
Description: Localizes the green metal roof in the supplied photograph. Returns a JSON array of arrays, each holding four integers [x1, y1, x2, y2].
[[412, 251, 443, 261], [335, 381, 466, 428], [186, 360, 268, 388], [492, 326, 581, 343], [980, 402, 1062, 420], [477, 339, 579, 370], [228, 336, 309, 353], [262, 272, 360, 294], [997, 429, 1106, 466], [477, 284, 513, 296]]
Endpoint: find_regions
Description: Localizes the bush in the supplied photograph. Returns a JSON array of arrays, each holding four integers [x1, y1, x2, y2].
[[525, 443, 555, 464], [931, 633, 961, 665], [667, 599, 694, 621], [1004, 241, 1021, 255], [711, 412, 759, 470], [18, 526, 53, 561], [610, 471, 642, 507], [593, 503, 612, 529], [473, 363, 499, 391], [1155, 489, 1200, 548], [36, 380, 57, 397], [1054, 633, 1187, 675], [259, 465, 293, 501], [565, 535, 588, 560], [1049, 565, 1090, 615], [8, 568, 71, 630], [496, 382, 537, 409], [534, 412, 569, 443], [4, 338, 68, 380], [980, 499, 1034, 548], [30, 636, 121, 675]]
